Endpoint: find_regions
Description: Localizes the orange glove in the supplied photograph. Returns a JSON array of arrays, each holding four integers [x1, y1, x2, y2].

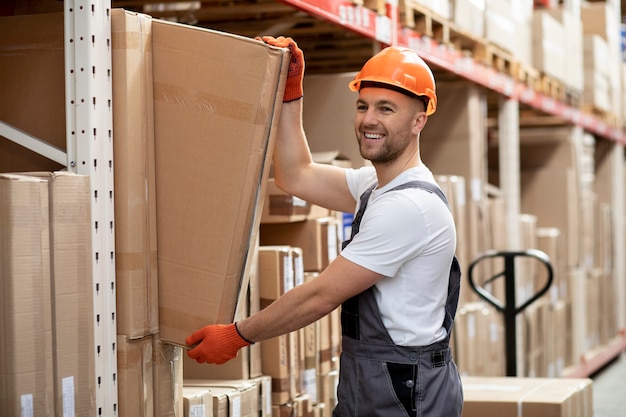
[[258, 36, 304, 102], [186, 323, 252, 364]]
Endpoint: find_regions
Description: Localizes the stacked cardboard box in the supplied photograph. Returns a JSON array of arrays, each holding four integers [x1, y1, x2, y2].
[[532, 10, 567, 83], [0, 172, 95, 417], [581, 1, 623, 120], [462, 376, 593, 417]]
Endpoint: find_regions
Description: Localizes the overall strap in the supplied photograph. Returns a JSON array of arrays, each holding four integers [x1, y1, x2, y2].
[[343, 183, 377, 249], [387, 180, 451, 211], [348, 180, 449, 246]]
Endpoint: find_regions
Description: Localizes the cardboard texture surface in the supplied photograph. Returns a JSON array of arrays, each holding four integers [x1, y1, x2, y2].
[[184, 379, 260, 417], [111, 9, 160, 339], [153, 337, 184, 417], [39, 172, 96, 417], [117, 335, 154, 417], [150, 18, 289, 345], [462, 376, 593, 417], [0, 174, 54, 417], [183, 387, 213, 417]]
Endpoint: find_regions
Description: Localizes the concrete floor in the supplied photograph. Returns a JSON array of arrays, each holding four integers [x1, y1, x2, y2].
[[592, 352, 626, 417]]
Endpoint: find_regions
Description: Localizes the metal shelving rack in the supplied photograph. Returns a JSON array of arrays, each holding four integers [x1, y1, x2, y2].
[[3, 1, 118, 413], [64, 1, 118, 414], [2, 1, 118, 413]]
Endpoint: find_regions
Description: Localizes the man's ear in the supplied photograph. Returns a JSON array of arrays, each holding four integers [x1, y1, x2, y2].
[[413, 112, 428, 134]]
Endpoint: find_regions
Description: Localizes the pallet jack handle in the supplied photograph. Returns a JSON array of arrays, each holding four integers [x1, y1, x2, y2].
[[467, 249, 554, 376]]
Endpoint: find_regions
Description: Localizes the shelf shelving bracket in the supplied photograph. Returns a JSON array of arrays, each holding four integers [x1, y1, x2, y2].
[[0, 120, 67, 166]]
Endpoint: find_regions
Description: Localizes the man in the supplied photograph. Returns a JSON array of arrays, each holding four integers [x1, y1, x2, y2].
[[186, 37, 463, 417]]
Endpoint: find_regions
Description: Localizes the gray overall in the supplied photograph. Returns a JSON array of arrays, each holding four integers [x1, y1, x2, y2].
[[333, 181, 463, 417]]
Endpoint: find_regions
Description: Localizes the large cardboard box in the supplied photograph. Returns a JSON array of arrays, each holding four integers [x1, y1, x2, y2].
[[38, 172, 96, 417], [117, 335, 154, 417], [0, 174, 55, 417], [261, 178, 313, 224], [462, 376, 593, 417], [150, 18, 289, 346], [182, 387, 213, 417], [484, 0, 516, 53], [532, 10, 567, 83], [153, 337, 184, 417], [452, 0, 485, 39], [183, 379, 260, 417], [260, 217, 340, 273], [111, 9, 160, 339]]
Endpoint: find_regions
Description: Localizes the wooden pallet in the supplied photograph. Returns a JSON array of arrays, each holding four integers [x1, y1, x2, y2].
[[400, 1, 449, 43], [472, 43, 516, 77], [538, 73, 566, 102], [512, 62, 541, 92], [354, 0, 387, 15], [581, 105, 621, 129]]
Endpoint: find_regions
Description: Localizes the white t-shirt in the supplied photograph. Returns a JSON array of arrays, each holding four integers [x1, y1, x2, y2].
[[340, 165, 457, 346]]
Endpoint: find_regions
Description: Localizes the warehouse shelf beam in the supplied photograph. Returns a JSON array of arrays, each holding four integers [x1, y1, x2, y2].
[[64, 1, 118, 415], [278, 0, 393, 44], [0, 120, 67, 166]]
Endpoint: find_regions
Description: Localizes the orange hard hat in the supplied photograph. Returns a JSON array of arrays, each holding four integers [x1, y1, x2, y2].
[[349, 46, 437, 115]]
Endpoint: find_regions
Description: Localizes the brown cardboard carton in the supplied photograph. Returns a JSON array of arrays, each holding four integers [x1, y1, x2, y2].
[[250, 375, 273, 417], [40, 172, 96, 417], [258, 246, 294, 306], [260, 335, 291, 404], [150, 18, 289, 346], [111, 9, 160, 339], [0, 174, 54, 416], [153, 337, 184, 417], [261, 178, 312, 223], [206, 387, 241, 417], [183, 379, 259, 417], [260, 217, 339, 272], [17, 172, 96, 414], [461, 376, 593, 417], [182, 387, 213, 417], [117, 335, 154, 417]]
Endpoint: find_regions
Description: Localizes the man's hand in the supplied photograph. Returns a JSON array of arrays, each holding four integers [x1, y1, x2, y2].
[[257, 36, 304, 102], [186, 323, 251, 364]]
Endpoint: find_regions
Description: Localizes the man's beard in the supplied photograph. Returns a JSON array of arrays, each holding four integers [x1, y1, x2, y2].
[[357, 133, 409, 165]]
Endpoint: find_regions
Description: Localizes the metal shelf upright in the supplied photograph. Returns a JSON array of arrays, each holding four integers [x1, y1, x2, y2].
[[64, 1, 118, 415]]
